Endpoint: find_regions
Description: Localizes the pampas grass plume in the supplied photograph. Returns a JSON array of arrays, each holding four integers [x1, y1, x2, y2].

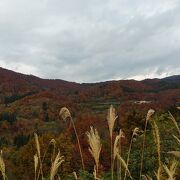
[[107, 105, 118, 139], [59, 107, 71, 121], [107, 105, 118, 180], [86, 126, 102, 173], [146, 109, 155, 122], [50, 151, 64, 180]]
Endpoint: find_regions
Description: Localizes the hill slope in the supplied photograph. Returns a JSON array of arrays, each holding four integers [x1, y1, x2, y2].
[[0, 67, 179, 105]]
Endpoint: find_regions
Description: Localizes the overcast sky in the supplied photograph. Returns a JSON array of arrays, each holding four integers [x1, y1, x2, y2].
[[0, 0, 180, 82]]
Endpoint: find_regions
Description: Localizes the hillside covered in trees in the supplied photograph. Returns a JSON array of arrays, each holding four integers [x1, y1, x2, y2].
[[0, 67, 179, 179]]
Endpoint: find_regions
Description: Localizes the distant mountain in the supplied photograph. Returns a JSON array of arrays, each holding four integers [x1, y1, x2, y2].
[[0, 67, 81, 94], [0, 67, 179, 107], [162, 75, 180, 81]]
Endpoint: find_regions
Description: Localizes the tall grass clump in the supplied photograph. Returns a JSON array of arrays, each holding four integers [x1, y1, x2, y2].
[[33, 134, 64, 180], [107, 105, 118, 180], [59, 107, 85, 171]]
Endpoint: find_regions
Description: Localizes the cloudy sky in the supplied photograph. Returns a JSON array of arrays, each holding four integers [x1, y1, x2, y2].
[[0, 0, 180, 82]]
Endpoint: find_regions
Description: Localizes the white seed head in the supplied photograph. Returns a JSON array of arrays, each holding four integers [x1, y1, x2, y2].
[[59, 107, 71, 121], [107, 105, 118, 139], [86, 126, 102, 170], [146, 109, 155, 121]]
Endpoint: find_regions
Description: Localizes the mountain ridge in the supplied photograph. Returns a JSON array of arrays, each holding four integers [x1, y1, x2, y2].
[[1, 66, 179, 84], [0, 66, 179, 113]]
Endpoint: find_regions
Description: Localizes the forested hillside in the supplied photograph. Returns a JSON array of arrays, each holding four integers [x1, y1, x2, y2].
[[0, 67, 179, 179]]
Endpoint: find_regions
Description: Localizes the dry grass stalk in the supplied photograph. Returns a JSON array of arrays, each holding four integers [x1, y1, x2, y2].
[[172, 135, 180, 145], [50, 151, 64, 180], [155, 167, 162, 180], [163, 160, 178, 180], [34, 133, 41, 159], [73, 171, 78, 180], [86, 126, 102, 175], [124, 127, 141, 180], [34, 154, 38, 180], [117, 130, 125, 180], [167, 112, 180, 159], [167, 113, 180, 165], [49, 139, 56, 163], [112, 130, 125, 180], [59, 107, 85, 171], [34, 133, 44, 180], [41, 138, 57, 164], [93, 166, 101, 180], [112, 133, 121, 179], [0, 151, 6, 180], [107, 105, 118, 180], [167, 151, 180, 158], [139, 109, 155, 180], [117, 154, 133, 180], [168, 112, 180, 134], [141, 175, 153, 180], [152, 121, 161, 166], [151, 120, 161, 180], [113, 134, 121, 160]]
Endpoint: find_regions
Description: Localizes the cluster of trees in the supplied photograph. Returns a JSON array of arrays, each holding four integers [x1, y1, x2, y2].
[[42, 102, 49, 122], [0, 112, 17, 124], [4, 91, 37, 105]]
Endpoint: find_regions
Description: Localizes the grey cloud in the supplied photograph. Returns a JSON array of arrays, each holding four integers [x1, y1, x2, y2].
[[0, 0, 179, 82]]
